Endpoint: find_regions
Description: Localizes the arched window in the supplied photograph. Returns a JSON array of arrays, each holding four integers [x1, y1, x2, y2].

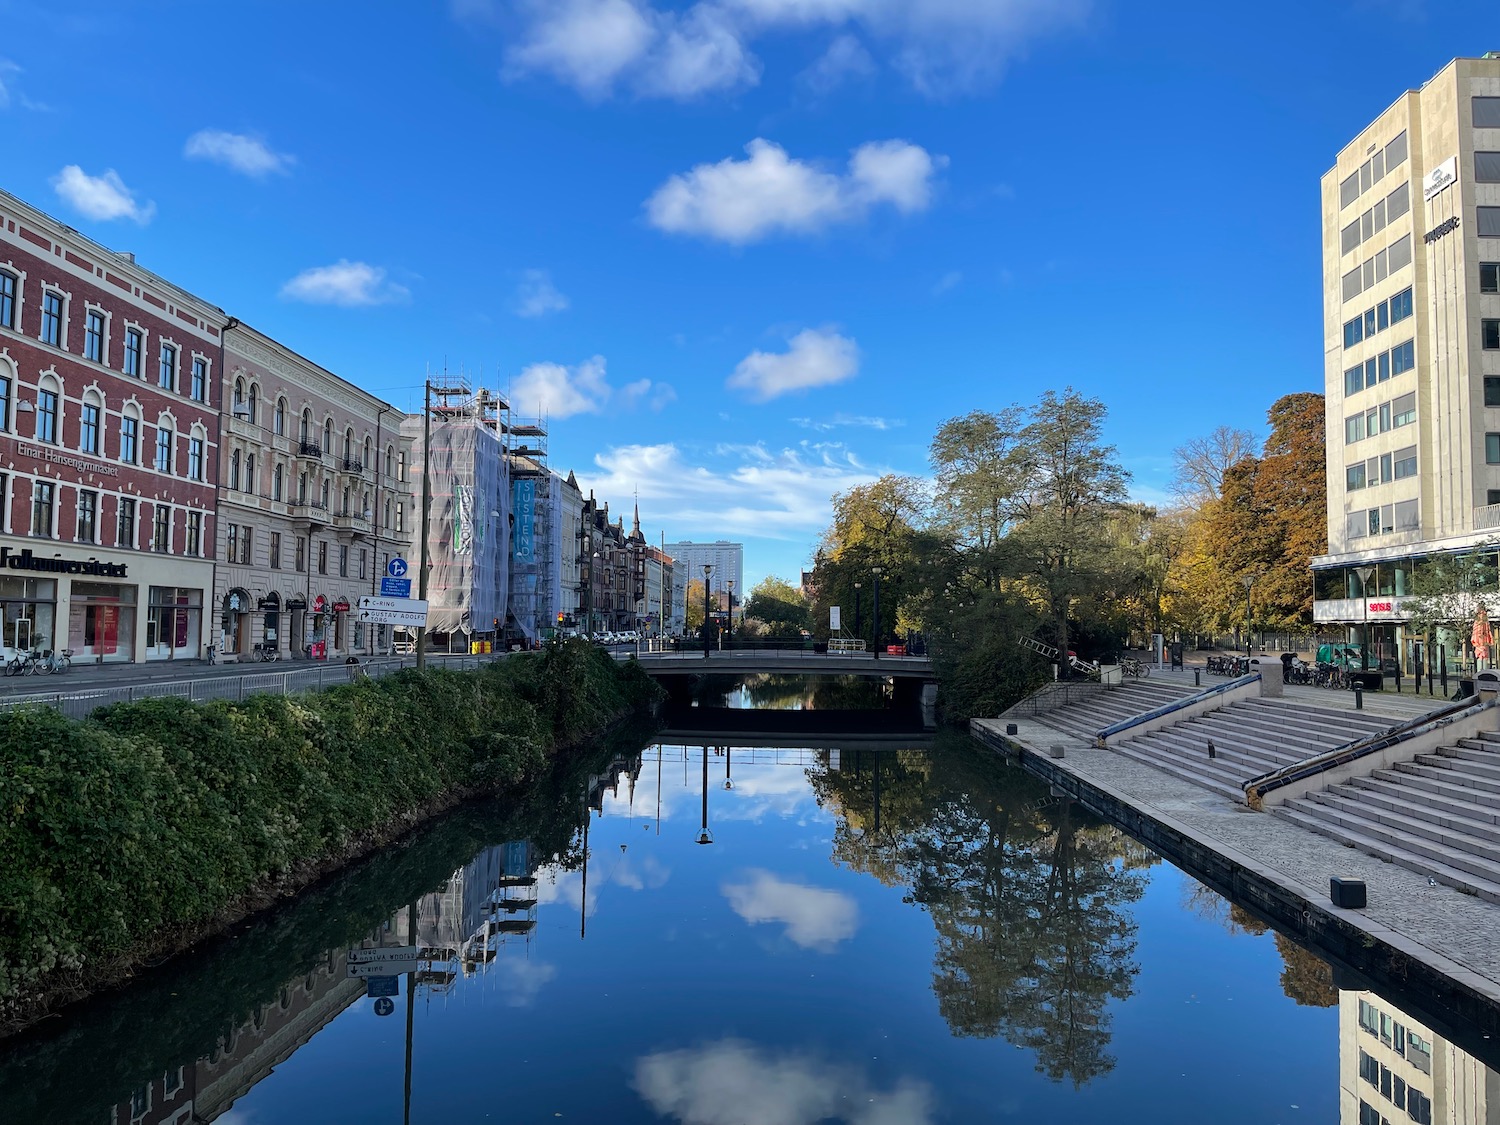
[[247, 384, 258, 425], [321, 478, 330, 509], [342, 485, 350, 515], [385, 499, 392, 529], [298, 472, 308, 502], [230, 449, 241, 490], [246, 453, 256, 492], [233, 378, 245, 412], [385, 446, 394, 478], [324, 418, 333, 454], [275, 397, 286, 436], [343, 428, 353, 461], [361, 491, 370, 517], [363, 436, 372, 466], [273, 462, 284, 501], [300, 408, 311, 444]]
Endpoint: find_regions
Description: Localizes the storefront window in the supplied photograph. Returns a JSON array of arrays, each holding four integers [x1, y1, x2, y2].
[[0, 578, 57, 654], [146, 586, 203, 660], [67, 581, 137, 663]]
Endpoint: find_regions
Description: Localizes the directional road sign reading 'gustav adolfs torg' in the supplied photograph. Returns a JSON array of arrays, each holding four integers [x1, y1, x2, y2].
[[356, 596, 429, 627]]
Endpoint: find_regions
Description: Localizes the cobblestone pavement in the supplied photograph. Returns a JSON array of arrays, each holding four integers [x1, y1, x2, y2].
[[976, 713, 1500, 1005]]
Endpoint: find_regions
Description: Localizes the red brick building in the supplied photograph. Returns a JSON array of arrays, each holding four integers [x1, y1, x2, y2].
[[0, 190, 225, 663]]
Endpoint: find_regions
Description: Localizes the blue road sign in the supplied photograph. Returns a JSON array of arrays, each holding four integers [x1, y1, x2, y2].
[[366, 976, 400, 999], [380, 577, 412, 598], [387, 557, 409, 578]]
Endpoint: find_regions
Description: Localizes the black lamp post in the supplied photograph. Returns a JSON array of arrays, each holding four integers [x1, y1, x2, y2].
[[696, 745, 713, 844], [725, 580, 734, 646], [702, 563, 713, 659], [1240, 575, 1254, 661], [871, 566, 883, 661], [853, 581, 862, 641]]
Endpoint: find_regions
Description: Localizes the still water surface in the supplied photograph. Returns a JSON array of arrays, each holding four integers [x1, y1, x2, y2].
[[0, 694, 1488, 1123]]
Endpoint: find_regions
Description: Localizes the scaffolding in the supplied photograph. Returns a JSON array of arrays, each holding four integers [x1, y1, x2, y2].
[[503, 409, 551, 645]]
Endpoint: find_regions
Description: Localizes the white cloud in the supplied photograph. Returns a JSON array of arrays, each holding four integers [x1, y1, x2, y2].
[[509, 355, 675, 419], [728, 327, 858, 401], [799, 33, 875, 92], [279, 260, 409, 307], [490, 958, 558, 1007], [646, 138, 943, 244], [184, 129, 294, 178], [576, 440, 877, 540], [0, 59, 17, 109], [514, 269, 570, 317], [932, 270, 962, 296], [632, 1040, 934, 1125], [790, 413, 902, 431], [722, 869, 858, 949], [498, 0, 1086, 101], [51, 166, 154, 224]]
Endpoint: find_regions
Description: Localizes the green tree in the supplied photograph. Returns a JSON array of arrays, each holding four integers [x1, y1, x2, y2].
[[1400, 543, 1499, 664], [743, 575, 810, 636]]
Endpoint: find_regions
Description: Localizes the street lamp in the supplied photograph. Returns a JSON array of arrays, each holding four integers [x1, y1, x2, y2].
[[1240, 575, 1254, 662], [702, 563, 714, 659], [853, 581, 862, 641], [871, 566, 884, 661], [1355, 564, 1375, 674], [723, 746, 733, 790], [725, 579, 735, 646]]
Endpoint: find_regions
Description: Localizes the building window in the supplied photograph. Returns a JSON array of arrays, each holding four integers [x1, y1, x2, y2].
[[0, 374, 9, 432], [1487, 378, 1500, 408], [36, 388, 58, 443], [75, 489, 96, 542], [124, 327, 142, 377], [1484, 320, 1500, 351], [275, 397, 286, 435], [1392, 392, 1415, 427], [398, 451, 407, 482], [239, 526, 251, 565], [247, 384, 258, 423], [158, 343, 176, 391], [117, 497, 136, 547], [1345, 414, 1365, 444], [1346, 463, 1366, 491], [226, 523, 238, 562], [1478, 152, 1500, 184], [1345, 366, 1363, 396], [324, 418, 333, 455], [186, 511, 202, 556], [295, 536, 306, 571], [318, 540, 328, 574], [321, 478, 330, 509], [1481, 208, 1500, 239], [153, 506, 170, 552], [155, 427, 173, 473], [0, 271, 14, 330], [246, 453, 255, 493], [120, 415, 139, 463], [300, 408, 311, 443], [359, 548, 367, 579], [191, 357, 208, 402], [30, 481, 52, 536], [339, 544, 349, 577], [1391, 339, 1415, 375], [273, 462, 284, 501], [270, 531, 281, 569], [85, 310, 104, 362], [384, 498, 392, 528], [395, 502, 404, 533], [1484, 263, 1499, 294], [1487, 433, 1500, 464], [230, 449, 240, 490], [41, 291, 62, 346], [188, 437, 205, 481], [80, 402, 100, 454]]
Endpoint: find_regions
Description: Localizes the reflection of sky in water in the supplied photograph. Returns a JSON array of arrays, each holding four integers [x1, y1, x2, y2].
[[201, 743, 1347, 1125]]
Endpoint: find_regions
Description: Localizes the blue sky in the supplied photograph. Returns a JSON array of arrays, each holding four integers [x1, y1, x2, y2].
[[0, 0, 1493, 588]]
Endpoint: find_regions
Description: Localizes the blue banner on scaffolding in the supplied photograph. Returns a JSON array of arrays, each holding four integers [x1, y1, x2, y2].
[[512, 480, 535, 562]]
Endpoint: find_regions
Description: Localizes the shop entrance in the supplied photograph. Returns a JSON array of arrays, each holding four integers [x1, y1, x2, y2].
[[221, 589, 252, 659], [0, 578, 56, 656], [259, 593, 282, 658], [68, 582, 137, 663]]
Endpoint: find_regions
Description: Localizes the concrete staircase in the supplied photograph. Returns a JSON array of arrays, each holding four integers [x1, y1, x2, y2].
[[1109, 698, 1398, 801], [1031, 679, 1196, 742], [1274, 732, 1500, 904]]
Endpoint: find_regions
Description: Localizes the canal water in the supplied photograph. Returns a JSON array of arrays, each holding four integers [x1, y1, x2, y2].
[[0, 686, 1491, 1123]]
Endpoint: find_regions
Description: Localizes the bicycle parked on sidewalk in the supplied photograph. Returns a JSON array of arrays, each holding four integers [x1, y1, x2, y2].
[[252, 642, 281, 662], [1118, 656, 1150, 678]]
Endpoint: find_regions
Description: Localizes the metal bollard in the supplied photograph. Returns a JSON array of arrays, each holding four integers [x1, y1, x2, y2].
[[1353, 683, 1364, 710], [1194, 669, 1201, 687]]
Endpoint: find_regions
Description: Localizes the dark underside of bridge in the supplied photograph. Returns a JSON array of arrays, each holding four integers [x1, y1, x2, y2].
[[658, 700, 927, 737]]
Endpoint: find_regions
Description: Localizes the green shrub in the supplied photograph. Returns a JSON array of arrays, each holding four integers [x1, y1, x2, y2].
[[0, 643, 659, 1017]]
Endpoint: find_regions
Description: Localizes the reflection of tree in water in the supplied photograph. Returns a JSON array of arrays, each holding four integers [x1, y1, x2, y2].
[[809, 736, 1150, 1087], [1181, 878, 1337, 1008], [739, 674, 884, 711]]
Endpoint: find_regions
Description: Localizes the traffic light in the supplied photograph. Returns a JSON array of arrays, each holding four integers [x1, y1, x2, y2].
[[557, 613, 565, 624]]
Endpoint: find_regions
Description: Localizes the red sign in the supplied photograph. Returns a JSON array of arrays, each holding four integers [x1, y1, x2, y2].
[[332, 599, 351, 612], [313, 595, 327, 612], [1368, 601, 1394, 612]]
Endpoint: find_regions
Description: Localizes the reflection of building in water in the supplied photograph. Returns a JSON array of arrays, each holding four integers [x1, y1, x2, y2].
[[1340, 990, 1497, 1124], [411, 839, 540, 987], [105, 949, 364, 1124]]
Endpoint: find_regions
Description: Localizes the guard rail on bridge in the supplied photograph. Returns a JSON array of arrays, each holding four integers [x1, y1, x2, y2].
[[620, 648, 935, 678]]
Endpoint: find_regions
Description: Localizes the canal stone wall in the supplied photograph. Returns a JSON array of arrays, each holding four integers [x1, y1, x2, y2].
[[971, 718, 1500, 1056]]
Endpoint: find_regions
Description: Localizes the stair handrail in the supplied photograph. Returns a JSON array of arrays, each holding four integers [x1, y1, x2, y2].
[[1094, 673, 1260, 746], [1243, 695, 1493, 809], [1000, 679, 1111, 719]]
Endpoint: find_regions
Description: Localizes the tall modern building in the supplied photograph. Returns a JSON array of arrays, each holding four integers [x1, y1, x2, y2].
[[665, 539, 744, 612], [1312, 54, 1500, 671]]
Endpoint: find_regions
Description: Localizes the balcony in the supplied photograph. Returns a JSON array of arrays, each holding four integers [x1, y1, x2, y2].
[[340, 457, 365, 475], [297, 441, 323, 460], [333, 508, 372, 534], [288, 500, 330, 525]]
